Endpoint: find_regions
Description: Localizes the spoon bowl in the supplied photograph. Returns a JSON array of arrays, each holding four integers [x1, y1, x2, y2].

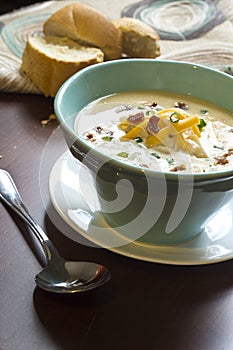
[[0, 169, 111, 293], [35, 260, 110, 293]]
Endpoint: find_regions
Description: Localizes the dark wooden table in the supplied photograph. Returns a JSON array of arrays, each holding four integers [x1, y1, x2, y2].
[[1, 92, 233, 350], [0, 0, 45, 15]]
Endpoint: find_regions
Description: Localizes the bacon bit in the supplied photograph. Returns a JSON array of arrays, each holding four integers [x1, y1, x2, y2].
[[147, 115, 160, 134], [95, 126, 103, 133], [214, 148, 233, 165], [106, 130, 114, 136], [174, 101, 189, 110], [170, 164, 187, 172], [86, 133, 94, 140], [225, 148, 233, 157], [115, 105, 132, 113], [150, 102, 158, 108], [127, 112, 145, 124], [214, 157, 229, 165]]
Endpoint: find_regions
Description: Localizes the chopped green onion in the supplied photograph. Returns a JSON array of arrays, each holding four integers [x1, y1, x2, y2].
[[166, 157, 174, 164], [151, 152, 161, 159], [146, 110, 155, 116], [170, 112, 180, 123], [133, 136, 143, 143], [102, 136, 113, 141], [198, 118, 207, 131], [117, 152, 129, 158], [200, 109, 208, 115], [213, 145, 224, 150]]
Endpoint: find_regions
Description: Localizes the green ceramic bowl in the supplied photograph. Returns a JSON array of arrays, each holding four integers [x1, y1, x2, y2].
[[55, 59, 233, 246]]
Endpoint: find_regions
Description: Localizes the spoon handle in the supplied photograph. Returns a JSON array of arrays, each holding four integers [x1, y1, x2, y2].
[[0, 169, 60, 263]]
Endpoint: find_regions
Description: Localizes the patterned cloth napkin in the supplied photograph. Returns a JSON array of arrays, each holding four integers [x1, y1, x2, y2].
[[0, 0, 232, 95]]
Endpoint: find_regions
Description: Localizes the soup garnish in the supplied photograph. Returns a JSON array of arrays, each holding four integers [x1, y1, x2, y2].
[[77, 91, 233, 173]]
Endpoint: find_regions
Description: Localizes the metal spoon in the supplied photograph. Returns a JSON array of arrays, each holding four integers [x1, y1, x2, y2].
[[0, 169, 111, 293]]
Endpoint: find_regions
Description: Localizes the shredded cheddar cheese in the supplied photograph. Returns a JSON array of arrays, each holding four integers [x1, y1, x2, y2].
[[120, 119, 148, 141], [118, 107, 204, 154], [172, 115, 199, 132]]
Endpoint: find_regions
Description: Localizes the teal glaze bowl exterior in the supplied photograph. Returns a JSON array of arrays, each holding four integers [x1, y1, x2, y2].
[[55, 59, 233, 246]]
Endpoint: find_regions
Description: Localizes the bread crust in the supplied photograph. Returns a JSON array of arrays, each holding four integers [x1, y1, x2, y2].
[[43, 3, 122, 60], [113, 17, 160, 58], [21, 35, 104, 97]]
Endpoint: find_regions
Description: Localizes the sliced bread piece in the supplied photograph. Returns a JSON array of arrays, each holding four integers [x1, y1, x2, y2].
[[21, 35, 104, 97], [112, 17, 160, 58]]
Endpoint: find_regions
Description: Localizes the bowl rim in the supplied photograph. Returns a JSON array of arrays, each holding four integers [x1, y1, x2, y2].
[[54, 59, 233, 181]]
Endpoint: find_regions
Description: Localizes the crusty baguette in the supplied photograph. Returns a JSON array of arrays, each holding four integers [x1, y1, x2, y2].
[[21, 35, 104, 97], [43, 3, 122, 60], [112, 17, 160, 58]]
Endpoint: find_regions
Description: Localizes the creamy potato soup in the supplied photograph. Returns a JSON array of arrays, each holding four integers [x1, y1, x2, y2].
[[75, 91, 233, 173]]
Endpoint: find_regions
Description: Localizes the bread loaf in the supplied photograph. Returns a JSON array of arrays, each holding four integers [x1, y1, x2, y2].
[[112, 17, 160, 58], [43, 3, 122, 60], [21, 35, 104, 97]]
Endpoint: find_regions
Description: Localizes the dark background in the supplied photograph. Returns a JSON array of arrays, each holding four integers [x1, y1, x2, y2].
[[0, 0, 46, 15]]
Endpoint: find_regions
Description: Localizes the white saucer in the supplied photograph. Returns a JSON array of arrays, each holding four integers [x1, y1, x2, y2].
[[49, 151, 233, 265]]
